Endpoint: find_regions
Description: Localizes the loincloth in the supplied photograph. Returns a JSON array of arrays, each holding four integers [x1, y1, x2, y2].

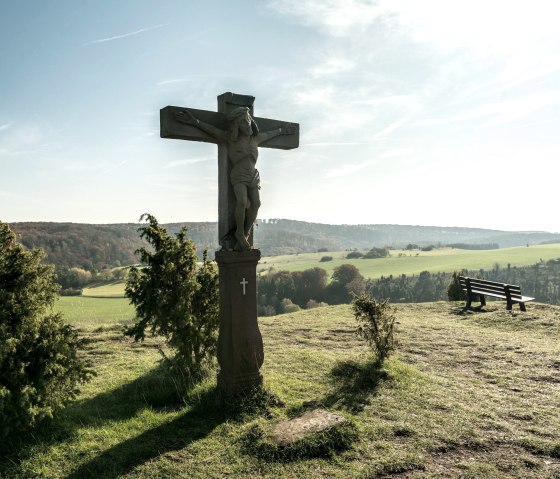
[[230, 167, 260, 189]]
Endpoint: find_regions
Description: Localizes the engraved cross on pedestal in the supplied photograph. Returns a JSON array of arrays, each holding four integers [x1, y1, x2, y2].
[[240, 278, 248, 296], [160, 92, 300, 394]]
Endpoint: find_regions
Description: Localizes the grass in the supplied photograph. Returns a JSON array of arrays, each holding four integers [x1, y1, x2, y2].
[[2, 300, 560, 478], [259, 243, 560, 278], [54, 296, 135, 329], [82, 281, 127, 298]]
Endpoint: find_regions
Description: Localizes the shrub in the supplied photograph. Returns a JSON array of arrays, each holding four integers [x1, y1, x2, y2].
[[363, 247, 389, 259], [306, 299, 328, 309], [125, 214, 219, 381], [279, 298, 301, 314], [346, 251, 364, 259], [319, 256, 333, 262], [352, 293, 396, 364], [59, 288, 83, 296], [447, 271, 467, 301], [0, 222, 91, 438]]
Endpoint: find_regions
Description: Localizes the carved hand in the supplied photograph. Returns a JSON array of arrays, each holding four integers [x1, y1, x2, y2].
[[175, 109, 199, 126], [281, 123, 297, 135]]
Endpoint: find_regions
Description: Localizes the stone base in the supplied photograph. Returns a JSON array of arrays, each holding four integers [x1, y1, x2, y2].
[[271, 409, 348, 446], [215, 249, 263, 395]]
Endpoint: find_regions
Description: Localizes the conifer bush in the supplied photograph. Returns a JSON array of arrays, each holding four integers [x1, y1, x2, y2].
[[125, 214, 219, 380], [352, 293, 396, 365], [447, 270, 467, 301], [0, 222, 91, 438]]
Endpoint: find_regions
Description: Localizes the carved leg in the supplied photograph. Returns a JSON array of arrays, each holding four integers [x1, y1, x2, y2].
[[245, 187, 261, 237], [233, 184, 251, 251]]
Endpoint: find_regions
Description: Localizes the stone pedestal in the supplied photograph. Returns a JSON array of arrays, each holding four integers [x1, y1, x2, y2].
[[215, 249, 263, 394]]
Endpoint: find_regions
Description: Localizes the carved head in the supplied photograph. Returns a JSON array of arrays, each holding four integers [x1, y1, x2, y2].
[[226, 107, 259, 141]]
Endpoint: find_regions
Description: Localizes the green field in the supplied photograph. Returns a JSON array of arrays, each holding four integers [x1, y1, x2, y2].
[[3, 301, 560, 478], [82, 281, 127, 298], [55, 296, 135, 329], [259, 243, 560, 278]]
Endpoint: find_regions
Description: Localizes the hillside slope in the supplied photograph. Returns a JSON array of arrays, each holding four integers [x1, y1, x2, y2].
[[2, 301, 559, 478], [8, 219, 560, 271]]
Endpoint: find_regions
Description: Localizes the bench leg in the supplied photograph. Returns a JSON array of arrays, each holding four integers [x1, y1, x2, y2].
[[480, 295, 486, 307], [466, 294, 472, 309], [506, 300, 513, 311], [519, 302, 526, 312]]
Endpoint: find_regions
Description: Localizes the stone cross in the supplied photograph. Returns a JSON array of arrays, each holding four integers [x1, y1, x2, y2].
[[160, 92, 299, 250], [160, 92, 300, 395]]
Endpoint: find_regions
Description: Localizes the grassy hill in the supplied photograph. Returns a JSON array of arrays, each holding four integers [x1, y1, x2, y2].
[[2, 301, 559, 478], [260, 243, 560, 278], [9, 220, 560, 272]]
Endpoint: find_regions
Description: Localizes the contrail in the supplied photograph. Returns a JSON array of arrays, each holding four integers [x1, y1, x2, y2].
[[83, 24, 166, 45]]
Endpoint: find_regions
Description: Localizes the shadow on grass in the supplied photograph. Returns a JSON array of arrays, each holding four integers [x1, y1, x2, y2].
[[66, 362, 189, 425], [321, 358, 388, 413], [449, 304, 490, 316], [0, 364, 219, 478], [64, 387, 226, 479]]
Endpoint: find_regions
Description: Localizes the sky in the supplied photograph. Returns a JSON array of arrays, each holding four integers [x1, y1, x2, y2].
[[1, 1, 560, 232]]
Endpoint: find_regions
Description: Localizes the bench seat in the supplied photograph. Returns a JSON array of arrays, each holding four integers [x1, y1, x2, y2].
[[459, 276, 534, 311]]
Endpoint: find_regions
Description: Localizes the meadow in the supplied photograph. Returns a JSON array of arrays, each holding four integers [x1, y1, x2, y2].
[[259, 243, 560, 279], [2, 298, 560, 478]]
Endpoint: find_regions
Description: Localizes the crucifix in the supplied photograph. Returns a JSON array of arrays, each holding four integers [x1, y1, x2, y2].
[[160, 92, 300, 394], [161, 92, 299, 251]]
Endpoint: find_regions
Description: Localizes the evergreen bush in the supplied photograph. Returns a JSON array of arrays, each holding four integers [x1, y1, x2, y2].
[[352, 293, 396, 365], [447, 271, 467, 301], [125, 214, 219, 381], [0, 222, 91, 438]]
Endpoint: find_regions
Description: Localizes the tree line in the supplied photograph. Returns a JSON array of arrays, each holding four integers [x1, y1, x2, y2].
[[257, 258, 560, 315]]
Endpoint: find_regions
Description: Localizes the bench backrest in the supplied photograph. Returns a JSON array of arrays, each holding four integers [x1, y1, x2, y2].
[[459, 276, 524, 301]]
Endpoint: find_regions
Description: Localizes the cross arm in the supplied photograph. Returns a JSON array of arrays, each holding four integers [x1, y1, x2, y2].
[[160, 105, 299, 150], [255, 117, 299, 150]]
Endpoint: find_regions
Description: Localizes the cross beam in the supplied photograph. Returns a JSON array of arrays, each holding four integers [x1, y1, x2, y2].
[[160, 92, 299, 250]]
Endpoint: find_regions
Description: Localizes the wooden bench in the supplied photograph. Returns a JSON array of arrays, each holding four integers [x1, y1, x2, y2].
[[459, 276, 534, 311]]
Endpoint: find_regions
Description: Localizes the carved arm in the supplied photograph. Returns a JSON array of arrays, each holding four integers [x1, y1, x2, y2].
[[175, 109, 227, 142]]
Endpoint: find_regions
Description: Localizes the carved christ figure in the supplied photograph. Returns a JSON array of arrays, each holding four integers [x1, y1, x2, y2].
[[175, 107, 296, 251]]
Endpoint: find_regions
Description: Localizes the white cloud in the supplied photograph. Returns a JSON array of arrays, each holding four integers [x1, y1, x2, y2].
[[380, 147, 413, 158], [164, 156, 211, 169], [325, 159, 378, 178], [296, 86, 335, 105], [371, 116, 410, 140], [0, 122, 13, 132], [310, 56, 355, 77], [267, 0, 384, 37], [94, 160, 128, 178], [415, 90, 560, 127], [157, 79, 191, 86]]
